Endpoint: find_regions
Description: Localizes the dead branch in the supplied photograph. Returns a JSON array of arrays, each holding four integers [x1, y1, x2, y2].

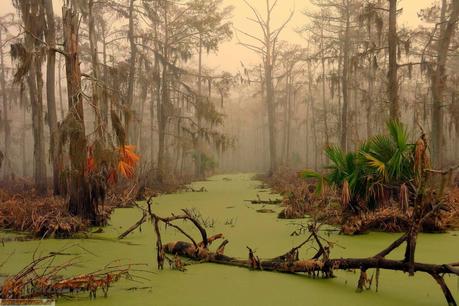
[[244, 196, 282, 205], [0, 254, 141, 300], [146, 204, 459, 305], [118, 210, 147, 239]]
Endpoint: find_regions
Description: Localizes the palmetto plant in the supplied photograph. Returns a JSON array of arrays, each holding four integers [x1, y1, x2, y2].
[[302, 121, 421, 211]]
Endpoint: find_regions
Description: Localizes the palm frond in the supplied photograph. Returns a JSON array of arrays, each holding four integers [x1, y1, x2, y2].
[[387, 120, 409, 150], [363, 152, 386, 179]]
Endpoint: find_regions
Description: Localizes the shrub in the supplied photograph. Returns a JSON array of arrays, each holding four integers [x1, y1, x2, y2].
[[302, 121, 426, 213]]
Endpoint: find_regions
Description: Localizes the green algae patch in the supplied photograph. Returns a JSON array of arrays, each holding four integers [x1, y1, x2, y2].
[[1, 173, 458, 306]]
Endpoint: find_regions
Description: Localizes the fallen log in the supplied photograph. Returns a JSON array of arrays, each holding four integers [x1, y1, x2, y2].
[[120, 164, 459, 305], [244, 199, 282, 204], [184, 186, 207, 192], [244, 194, 282, 205], [138, 196, 459, 306]]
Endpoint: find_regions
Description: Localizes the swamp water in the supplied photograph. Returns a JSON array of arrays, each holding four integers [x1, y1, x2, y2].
[[1, 173, 459, 306]]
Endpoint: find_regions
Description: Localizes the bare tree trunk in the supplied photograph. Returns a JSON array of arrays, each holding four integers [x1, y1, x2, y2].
[[136, 61, 148, 151], [150, 81, 155, 164], [265, 2, 278, 174], [367, 54, 375, 138], [285, 75, 293, 165], [44, 0, 60, 195], [126, 0, 137, 143], [88, 0, 103, 138], [195, 36, 204, 179], [22, 98, 27, 177], [58, 55, 65, 120], [388, 0, 400, 121], [320, 17, 329, 146], [63, 6, 96, 223], [157, 1, 169, 183], [0, 30, 10, 178], [100, 22, 109, 125], [340, 1, 350, 152], [431, 0, 459, 168], [24, 25, 47, 194], [307, 57, 318, 170], [281, 73, 288, 164], [174, 117, 182, 174], [16, 1, 48, 193], [265, 57, 277, 174]]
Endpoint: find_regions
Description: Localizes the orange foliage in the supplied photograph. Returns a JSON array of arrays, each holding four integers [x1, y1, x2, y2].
[[117, 145, 140, 179], [87, 156, 96, 173], [118, 160, 135, 178], [84, 144, 140, 182]]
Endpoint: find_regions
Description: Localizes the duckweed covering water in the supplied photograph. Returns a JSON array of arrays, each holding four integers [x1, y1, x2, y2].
[[1, 174, 458, 306]]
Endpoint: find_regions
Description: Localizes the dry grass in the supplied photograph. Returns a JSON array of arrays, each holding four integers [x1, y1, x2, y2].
[[0, 192, 88, 238], [0, 179, 88, 238], [0, 171, 192, 238]]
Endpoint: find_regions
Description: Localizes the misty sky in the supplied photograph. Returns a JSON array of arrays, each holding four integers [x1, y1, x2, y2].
[[0, 0, 435, 73]]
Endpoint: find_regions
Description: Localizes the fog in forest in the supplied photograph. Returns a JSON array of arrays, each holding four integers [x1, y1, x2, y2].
[[3, 1, 459, 305], [2, 0, 456, 184]]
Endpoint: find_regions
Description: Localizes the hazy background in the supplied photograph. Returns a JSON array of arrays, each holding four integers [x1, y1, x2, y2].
[[0, 0, 433, 73]]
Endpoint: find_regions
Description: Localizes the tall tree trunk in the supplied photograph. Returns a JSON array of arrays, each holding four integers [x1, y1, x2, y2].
[[44, 0, 60, 195], [281, 73, 289, 164], [150, 80, 155, 164], [367, 54, 375, 138], [136, 61, 148, 151], [58, 55, 65, 120], [320, 17, 330, 146], [88, 0, 103, 138], [264, 4, 278, 174], [17, 1, 48, 193], [307, 57, 318, 170], [100, 22, 109, 126], [126, 0, 137, 143], [0, 30, 10, 178], [29, 59, 47, 194], [431, 0, 459, 168], [340, 1, 350, 152], [287, 85, 294, 163], [157, 2, 169, 183], [22, 98, 27, 177], [285, 74, 292, 165], [63, 6, 96, 223], [265, 40, 277, 174], [195, 35, 204, 179], [388, 0, 400, 121], [21, 8, 48, 194]]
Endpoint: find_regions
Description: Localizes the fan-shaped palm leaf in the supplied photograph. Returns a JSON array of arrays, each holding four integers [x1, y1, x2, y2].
[[363, 153, 386, 179]]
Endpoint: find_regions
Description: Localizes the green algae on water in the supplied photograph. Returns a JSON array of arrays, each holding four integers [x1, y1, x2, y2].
[[1, 173, 458, 306]]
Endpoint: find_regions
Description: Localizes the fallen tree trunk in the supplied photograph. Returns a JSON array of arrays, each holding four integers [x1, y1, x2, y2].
[[138, 197, 459, 306], [129, 165, 459, 305], [165, 238, 459, 275], [244, 199, 282, 204]]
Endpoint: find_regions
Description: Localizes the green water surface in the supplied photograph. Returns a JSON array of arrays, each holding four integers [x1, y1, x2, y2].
[[1, 173, 459, 306]]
